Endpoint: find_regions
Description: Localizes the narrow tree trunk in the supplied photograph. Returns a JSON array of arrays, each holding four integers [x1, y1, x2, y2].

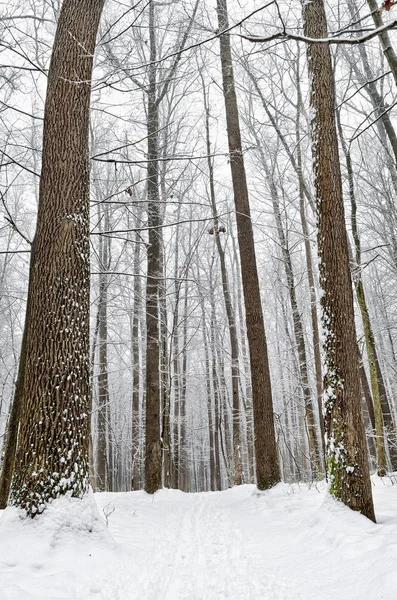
[[10, 0, 105, 515], [202, 300, 217, 491], [96, 206, 111, 490], [178, 276, 189, 491], [209, 269, 223, 490], [144, 1, 162, 494], [229, 222, 254, 481], [170, 210, 182, 489], [366, 0, 397, 85], [303, 0, 375, 521], [131, 224, 142, 490], [336, 111, 387, 476], [252, 134, 322, 478], [0, 295, 29, 508], [203, 82, 242, 486], [295, 59, 325, 469], [160, 241, 171, 489], [359, 360, 376, 431], [216, 0, 280, 490]]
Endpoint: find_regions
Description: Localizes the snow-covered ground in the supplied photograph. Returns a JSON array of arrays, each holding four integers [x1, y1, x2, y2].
[[1, 477, 397, 599]]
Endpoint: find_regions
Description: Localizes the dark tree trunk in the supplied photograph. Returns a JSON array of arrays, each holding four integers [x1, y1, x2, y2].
[[303, 0, 375, 521], [10, 0, 105, 516], [216, 0, 280, 490], [144, 1, 162, 495], [202, 81, 242, 486]]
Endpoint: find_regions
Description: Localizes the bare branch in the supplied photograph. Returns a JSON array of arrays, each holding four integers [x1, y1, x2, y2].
[[240, 19, 397, 45]]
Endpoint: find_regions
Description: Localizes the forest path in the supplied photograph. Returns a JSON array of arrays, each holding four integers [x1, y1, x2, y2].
[[2, 481, 397, 600], [97, 486, 303, 599], [95, 481, 395, 600]]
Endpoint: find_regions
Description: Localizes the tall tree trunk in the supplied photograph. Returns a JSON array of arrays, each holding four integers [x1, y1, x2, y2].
[[0, 288, 30, 508], [96, 206, 111, 490], [303, 0, 375, 521], [203, 82, 242, 486], [210, 281, 223, 491], [366, 0, 397, 85], [10, 0, 105, 516], [295, 58, 325, 469], [170, 209, 182, 490], [199, 283, 217, 491], [160, 240, 171, 489], [250, 130, 322, 478], [336, 110, 387, 476], [178, 276, 189, 491], [143, 0, 199, 495], [216, 0, 280, 490], [229, 220, 255, 482], [144, 1, 162, 494], [131, 222, 142, 490]]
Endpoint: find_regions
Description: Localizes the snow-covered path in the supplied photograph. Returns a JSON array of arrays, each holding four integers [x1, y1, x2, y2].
[[1, 480, 397, 599], [96, 487, 305, 599]]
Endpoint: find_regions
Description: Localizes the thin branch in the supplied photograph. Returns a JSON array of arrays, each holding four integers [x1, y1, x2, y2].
[[240, 19, 397, 45], [350, 99, 397, 142], [91, 212, 232, 235]]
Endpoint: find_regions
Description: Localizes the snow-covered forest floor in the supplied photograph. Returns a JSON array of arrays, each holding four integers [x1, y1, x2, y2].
[[1, 477, 397, 599]]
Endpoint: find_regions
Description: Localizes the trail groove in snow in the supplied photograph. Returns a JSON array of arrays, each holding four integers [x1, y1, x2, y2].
[[2, 480, 397, 599]]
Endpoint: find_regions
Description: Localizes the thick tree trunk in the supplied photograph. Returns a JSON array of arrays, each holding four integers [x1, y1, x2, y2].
[[10, 0, 105, 516], [216, 0, 280, 490], [303, 0, 375, 521]]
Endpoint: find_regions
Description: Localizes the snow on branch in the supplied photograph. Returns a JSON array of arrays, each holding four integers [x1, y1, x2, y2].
[[239, 19, 397, 46]]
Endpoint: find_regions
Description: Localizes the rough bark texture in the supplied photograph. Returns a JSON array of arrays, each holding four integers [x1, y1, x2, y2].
[[304, 0, 375, 521], [217, 0, 280, 489], [10, 0, 105, 516]]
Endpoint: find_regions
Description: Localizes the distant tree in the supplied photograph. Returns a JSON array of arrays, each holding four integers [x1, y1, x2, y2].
[[9, 0, 105, 516]]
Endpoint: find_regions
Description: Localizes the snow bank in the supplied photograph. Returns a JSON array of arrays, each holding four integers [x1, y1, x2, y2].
[[1, 478, 397, 599], [0, 492, 132, 600]]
